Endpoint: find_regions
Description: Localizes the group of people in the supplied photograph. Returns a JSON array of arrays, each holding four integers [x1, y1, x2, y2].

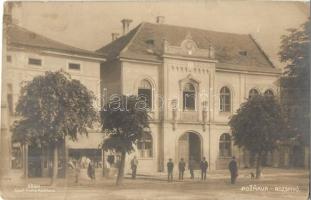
[[131, 156, 238, 184], [167, 157, 208, 182], [68, 157, 97, 183]]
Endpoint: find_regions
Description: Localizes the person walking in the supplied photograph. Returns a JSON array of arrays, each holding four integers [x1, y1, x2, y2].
[[189, 157, 195, 179], [91, 161, 96, 180], [167, 158, 174, 182], [87, 160, 95, 181], [200, 157, 208, 180], [131, 156, 139, 179], [178, 158, 186, 180], [74, 158, 81, 183], [229, 156, 238, 184]]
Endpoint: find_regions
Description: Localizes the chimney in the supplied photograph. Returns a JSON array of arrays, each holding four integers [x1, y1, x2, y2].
[[156, 16, 165, 24], [111, 33, 120, 41], [121, 18, 133, 35]]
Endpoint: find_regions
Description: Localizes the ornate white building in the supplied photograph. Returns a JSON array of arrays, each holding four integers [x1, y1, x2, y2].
[[97, 20, 281, 172]]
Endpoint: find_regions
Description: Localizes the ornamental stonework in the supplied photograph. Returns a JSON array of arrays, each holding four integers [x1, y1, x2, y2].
[[163, 33, 215, 59]]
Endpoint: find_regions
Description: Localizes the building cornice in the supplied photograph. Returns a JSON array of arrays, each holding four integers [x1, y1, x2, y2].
[[162, 54, 218, 63], [8, 45, 106, 62], [119, 57, 162, 65], [118, 54, 281, 77], [216, 67, 281, 76]]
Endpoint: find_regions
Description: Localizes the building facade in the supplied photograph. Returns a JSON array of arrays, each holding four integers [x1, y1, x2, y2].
[[2, 20, 291, 181], [2, 23, 105, 180], [97, 21, 281, 173]]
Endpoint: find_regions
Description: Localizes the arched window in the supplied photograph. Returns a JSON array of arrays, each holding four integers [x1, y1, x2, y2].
[[137, 132, 153, 158], [219, 133, 232, 157], [249, 88, 259, 99], [138, 79, 152, 109], [220, 87, 231, 112], [183, 83, 196, 110], [264, 89, 274, 97]]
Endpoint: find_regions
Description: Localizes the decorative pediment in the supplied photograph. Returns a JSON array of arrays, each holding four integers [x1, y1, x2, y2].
[[163, 33, 215, 59]]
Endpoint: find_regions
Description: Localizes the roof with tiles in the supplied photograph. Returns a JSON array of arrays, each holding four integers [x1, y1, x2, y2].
[[7, 24, 103, 59], [97, 22, 280, 73]]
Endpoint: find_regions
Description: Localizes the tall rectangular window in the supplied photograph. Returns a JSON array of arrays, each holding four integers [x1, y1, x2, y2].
[[138, 79, 153, 110], [138, 89, 152, 109], [220, 87, 231, 112], [11, 143, 23, 169], [68, 63, 81, 71], [7, 84, 13, 115], [183, 83, 196, 111], [28, 58, 42, 66]]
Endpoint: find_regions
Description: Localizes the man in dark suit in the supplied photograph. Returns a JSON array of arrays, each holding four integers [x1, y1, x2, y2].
[[200, 157, 208, 180], [167, 158, 174, 182], [178, 158, 186, 180], [130, 156, 138, 179], [229, 156, 238, 184]]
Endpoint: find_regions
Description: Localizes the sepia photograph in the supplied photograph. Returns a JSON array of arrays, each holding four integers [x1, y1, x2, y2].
[[0, 1, 309, 200]]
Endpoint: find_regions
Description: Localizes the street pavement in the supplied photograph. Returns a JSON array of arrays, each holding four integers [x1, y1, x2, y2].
[[0, 168, 309, 200]]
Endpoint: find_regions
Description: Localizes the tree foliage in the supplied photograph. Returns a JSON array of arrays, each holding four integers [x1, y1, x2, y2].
[[279, 20, 310, 145], [12, 71, 98, 146], [100, 95, 150, 185], [229, 95, 286, 153], [11, 71, 98, 182], [229, 95, 286, 178], [101, 95, 150, 152]]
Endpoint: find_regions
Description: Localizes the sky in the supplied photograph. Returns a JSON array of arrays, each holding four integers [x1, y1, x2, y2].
[[10, 0, 310, 69]]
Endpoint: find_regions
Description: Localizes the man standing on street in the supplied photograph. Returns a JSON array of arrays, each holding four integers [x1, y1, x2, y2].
[[167, 158, 174, 182], [200, 157, 208, 181], [131, 156, 138, 179], [189, 157, 195, 179], [229, 156, 238, 184], [178, 158, 186, 180]]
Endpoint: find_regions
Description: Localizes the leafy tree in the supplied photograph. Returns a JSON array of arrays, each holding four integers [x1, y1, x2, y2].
[[12, 71, 98, 184], [229, 95, 286, 178], [101, 95, 149, 185], [279, 21, 310, 150]]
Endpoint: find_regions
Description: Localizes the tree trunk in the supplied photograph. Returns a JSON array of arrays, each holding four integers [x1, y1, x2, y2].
[[116, 150, 126, 186], [255, 152, 262, 179], [51, 144, 58, 185]]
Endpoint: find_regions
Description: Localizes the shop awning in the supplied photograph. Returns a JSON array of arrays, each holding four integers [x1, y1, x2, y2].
[[66, 132, 103, 149]]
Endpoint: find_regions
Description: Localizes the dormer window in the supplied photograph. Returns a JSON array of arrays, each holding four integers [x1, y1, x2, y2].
[[239, 51, 248, 56], [146, 39, 154, 46], [28, 58, 42, 66], [68, 63, 81, 71], [146, 39, 155, 53]]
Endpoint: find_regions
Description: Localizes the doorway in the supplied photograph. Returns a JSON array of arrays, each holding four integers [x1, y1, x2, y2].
[[178, 132, 202, 169]]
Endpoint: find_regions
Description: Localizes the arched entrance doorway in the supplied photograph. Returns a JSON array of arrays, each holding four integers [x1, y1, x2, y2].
[[178, 132, 202, 169]]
